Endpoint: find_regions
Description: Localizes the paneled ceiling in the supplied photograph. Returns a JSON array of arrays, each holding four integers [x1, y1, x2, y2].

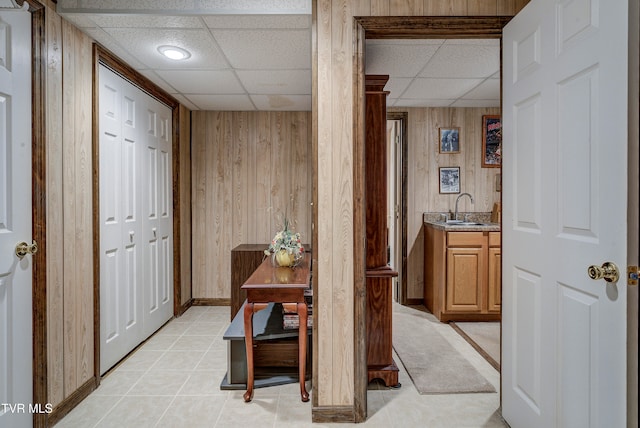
[[58, 1, 500, 111]]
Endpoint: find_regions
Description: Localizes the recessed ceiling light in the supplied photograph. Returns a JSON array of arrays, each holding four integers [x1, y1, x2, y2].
[[158, 45, 191, 60]]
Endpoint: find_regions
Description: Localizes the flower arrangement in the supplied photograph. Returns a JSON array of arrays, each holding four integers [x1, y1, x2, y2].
[[264, 217, 305, 267]]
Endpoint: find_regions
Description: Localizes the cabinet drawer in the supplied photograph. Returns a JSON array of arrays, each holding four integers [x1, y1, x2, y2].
[[488, 232, 501, 247], [447, 232, 485, 247]]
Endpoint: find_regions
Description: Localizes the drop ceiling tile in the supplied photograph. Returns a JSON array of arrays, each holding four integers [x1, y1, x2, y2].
[[404, 78, 484, 100], [444, 39, 500, 46], [170, 93, 199, 111], [89, 14, 203, 28], [419, 44, 499, 78], [211, 29, 310, 69], [236, 70, 310, 95], [367, 39, 445, 45], [78, 0, 196, 11], [366, 43, 440, 77], [462, 79, 500, 100], [203, 14, 310, 29], [156, 70, 245, 94], [395, 99, 455, 108], [83, 27, 147, 69], [136, 69, 179, 94], [385, 77, 413, 99], [60, 13, 97, 28], [57, 0, 78, 7], [250, 94, 311, 111], [187, 94, 255, 111], [450, 99, 501, 107], [102, 28, 229, 69], [193, 0, 310, 14]]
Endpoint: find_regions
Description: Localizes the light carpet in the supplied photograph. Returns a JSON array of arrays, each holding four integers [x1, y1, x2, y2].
[[451, 321, 500, 371], [392, 305, 496, 394]]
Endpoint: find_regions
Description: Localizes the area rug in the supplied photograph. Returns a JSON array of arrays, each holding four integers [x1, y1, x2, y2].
[[450, 322, 500, 371], [392, 306, 496, 394]]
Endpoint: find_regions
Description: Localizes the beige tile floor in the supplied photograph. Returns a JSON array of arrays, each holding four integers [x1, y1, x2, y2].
[[56, 305, 506, 428]]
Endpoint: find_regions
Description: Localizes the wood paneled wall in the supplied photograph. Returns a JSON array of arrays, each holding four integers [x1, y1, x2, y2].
[[45, 8, 95, 407], [313, 0, 529, 418], [190, 111, 312, 300], [389, 107, 501, 301]]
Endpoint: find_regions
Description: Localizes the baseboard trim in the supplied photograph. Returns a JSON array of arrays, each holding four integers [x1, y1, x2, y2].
[[312, 405, 356, 423], [191, 298, 230, 306], [46, 377, 98, 426], [176, 298, 193, 316], [404, 298, 423, 306]]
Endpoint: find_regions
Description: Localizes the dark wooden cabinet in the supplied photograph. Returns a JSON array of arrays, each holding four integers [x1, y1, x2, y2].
[[365, 75, 399, 387], [230, 244, 268, 320]]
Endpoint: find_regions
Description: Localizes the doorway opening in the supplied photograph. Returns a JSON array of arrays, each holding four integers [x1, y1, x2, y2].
[[353, 16, 510, 422]]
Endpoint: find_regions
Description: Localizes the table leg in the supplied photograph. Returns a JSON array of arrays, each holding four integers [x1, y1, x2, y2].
[[297, 302, 309, 402], [243, 302, 254, 402]]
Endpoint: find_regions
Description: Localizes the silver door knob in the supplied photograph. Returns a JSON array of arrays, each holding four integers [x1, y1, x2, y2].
[[15, 241, 38, 259]]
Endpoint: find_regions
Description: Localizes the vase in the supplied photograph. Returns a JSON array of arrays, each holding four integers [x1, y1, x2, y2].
[[274, 249, 295, 267]]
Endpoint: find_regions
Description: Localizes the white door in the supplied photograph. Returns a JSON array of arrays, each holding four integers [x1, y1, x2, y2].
[[99, 65, 145, 373], [141, 96, 173, 338], [0, 6, 33, 428], [99, 65, 173, 374], [502, 1, 630, 427]]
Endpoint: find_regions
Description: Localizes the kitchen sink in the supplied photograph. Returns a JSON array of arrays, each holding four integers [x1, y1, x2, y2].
[[444, 220, 485, 226]]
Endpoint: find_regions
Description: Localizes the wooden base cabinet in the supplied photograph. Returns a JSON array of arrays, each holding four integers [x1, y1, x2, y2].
[[487, 232, 502, 313], [424, 226, 501, 322]]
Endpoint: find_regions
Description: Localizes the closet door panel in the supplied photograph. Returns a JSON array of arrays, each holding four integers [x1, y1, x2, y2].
[[99, 65, 172, 372]]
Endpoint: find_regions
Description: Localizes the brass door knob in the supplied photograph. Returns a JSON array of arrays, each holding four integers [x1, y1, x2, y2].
[[587, 262, 620, 283], [15, 240, 38, 259]]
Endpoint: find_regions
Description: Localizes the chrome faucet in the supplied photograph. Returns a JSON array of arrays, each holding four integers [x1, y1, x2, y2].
[[454, 193, 474, 221]]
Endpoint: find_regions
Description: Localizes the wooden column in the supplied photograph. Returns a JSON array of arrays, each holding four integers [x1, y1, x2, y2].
[[365, 75, 399, 387]]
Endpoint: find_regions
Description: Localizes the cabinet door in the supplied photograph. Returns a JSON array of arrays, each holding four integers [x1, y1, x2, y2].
[[446, 247, 485, 312], [487, 247, 501, 312]]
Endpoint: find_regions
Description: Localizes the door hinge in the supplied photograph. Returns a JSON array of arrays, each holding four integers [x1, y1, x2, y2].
[[628, 266, 639, 286]]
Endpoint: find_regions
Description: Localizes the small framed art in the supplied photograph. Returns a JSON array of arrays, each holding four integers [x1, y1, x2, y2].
[[438, 127, 460, 154], [439, 167, 460, 194], [482, 115, 501, 167]]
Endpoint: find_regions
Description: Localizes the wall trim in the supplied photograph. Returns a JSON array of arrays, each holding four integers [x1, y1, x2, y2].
[[191, 298, 231, 306], [404, 298, 423, 306], [27, 2, 48, 427], [46, 378, 97, 426], [176, 297, 193, 317], [311, 406, 357, 423], [351, 17, 368, 424]]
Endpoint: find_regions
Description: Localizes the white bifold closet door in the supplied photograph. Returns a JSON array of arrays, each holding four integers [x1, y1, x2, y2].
[[99, 65, 173, 374]]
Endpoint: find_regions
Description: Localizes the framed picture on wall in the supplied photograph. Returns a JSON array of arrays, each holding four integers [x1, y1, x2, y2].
[[439, 167, 460, 194], [438, 127, 460, 153], [482, 115, 501, 167]]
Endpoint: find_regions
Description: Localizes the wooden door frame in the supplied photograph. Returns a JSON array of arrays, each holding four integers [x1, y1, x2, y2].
[[352, 16, 511, 422], [25, 1, 47, 426]]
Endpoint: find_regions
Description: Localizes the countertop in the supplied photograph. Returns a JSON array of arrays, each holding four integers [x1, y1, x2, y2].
[[423, 212, 500, 232]]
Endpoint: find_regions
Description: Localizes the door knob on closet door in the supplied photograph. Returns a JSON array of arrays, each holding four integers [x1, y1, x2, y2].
[[15, 240, 38, 259], [587, 262, 620, 283]]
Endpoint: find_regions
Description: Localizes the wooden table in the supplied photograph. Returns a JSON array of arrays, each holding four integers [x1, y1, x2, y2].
[[241, 253, 311, 402]]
